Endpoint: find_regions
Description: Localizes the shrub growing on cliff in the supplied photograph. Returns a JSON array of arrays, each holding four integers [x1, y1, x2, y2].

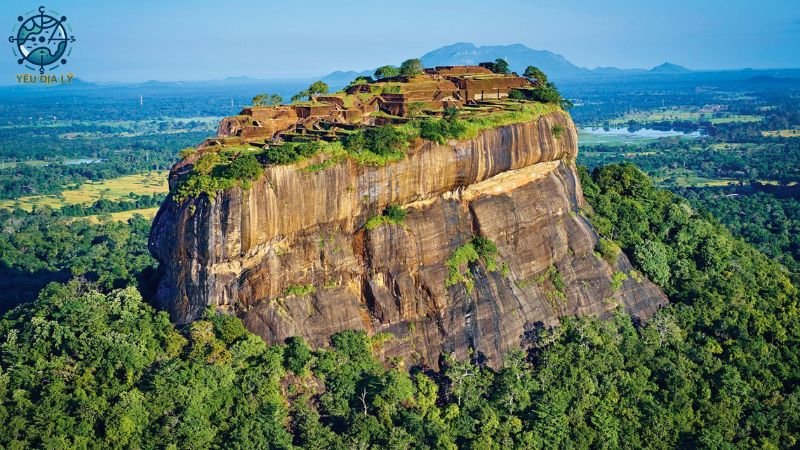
[[365, 204, 407, 230], [596, 238, 621, 264], [284, 284, 316, 297], [446, 242, 480, 292], [417, 108, 468, 144], [224, 154, 263, 182], [175, 172, 234, 202], [265, 141, 324, 165], [194, 152, 222, 175], [178, 147, 198, 159], [418, 119, 451, 144], [362, 126, 405, 156], [174, 150, 267, 201], [508, 89, 526, 100], [446, 236, 503, 292], [384, 204, 407, 222], [532, 264, 567, 304], [342, 125, 407, 165]]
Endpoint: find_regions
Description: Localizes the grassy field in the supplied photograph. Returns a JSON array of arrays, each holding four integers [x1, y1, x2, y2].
[[651, 168, 797, 188], [83, 207, 161, 223], [608, 108, 762, 125], [654, 174, 737, 187], [0, 159, 51, 169], [649, 167, 737, 187], [709, 143, 758, 150], [762, 129, 800, 138], [0, 171, 169, 211]]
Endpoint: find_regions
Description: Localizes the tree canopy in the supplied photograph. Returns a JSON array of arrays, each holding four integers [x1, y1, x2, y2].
[[374, 65, 400, 80], [251, 93, 283, 107], [524, 65, 548, 85], [291, 80, 329, 103], [399, 58, 423, 77]]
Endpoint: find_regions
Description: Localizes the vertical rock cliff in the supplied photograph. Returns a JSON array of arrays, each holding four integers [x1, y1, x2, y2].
[[150, 111, 667, 368]]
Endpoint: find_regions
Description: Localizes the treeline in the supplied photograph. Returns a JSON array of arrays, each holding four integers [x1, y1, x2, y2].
[[56, 192, 165, 217], [1, 164, 798, 448], [564, 75, 800, 127], [0, 128, 209, 161]]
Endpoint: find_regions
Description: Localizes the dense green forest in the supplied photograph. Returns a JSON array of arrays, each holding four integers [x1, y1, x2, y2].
[[0, 209, 157, 313], [677, 186, 800, 275], [1, 164, 797, 449], [580, 138, 800, 185]]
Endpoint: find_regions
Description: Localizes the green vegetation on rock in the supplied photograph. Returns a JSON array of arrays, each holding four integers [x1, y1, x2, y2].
[[283, 284, 316, 297], [542, 264, 567, 301], [173, 96, 562, 202], [445, 236, 502, 292], [364, 204, 407, 230], [595, 237, 622, 264], [174, 147, 266, 202]]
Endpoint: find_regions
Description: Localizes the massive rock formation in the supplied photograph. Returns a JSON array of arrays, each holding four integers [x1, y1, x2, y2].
[[150, 111, 667, 368]]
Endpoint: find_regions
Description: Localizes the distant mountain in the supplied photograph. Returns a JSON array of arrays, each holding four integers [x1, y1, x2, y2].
[[420, 43, 588, 80], [649, 62, 691, 74], [321, 70, 373, 87], [417, 43, 698, 81], [590, 67, 648, 77]]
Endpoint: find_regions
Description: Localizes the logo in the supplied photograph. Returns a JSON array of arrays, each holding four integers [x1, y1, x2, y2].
[[9, 6, 75, 76]]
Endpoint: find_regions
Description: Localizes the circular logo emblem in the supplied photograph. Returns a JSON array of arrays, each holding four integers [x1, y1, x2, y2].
[[9, 6, 75, 74]]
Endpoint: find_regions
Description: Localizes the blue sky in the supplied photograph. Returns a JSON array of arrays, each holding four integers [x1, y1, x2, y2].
[[2, 0, 798, 82]]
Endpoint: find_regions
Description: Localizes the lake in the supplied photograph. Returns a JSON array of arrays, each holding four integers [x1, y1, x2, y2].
[[579, 127, 702, 145], [64, 158, 103, 165]]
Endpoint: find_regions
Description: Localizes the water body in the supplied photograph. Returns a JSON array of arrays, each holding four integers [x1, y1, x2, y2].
[[579, 127, 702, 145], [63, 158, 103, 165]]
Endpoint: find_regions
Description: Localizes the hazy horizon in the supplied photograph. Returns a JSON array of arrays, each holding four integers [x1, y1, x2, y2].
[[1, 0, 798, 83]]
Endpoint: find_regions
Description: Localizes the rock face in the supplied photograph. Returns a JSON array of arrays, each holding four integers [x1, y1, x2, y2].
[[150, 111, 667, 368]]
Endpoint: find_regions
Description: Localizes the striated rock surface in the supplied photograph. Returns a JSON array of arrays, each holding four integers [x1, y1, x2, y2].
[[150, 111, 667, 368]]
